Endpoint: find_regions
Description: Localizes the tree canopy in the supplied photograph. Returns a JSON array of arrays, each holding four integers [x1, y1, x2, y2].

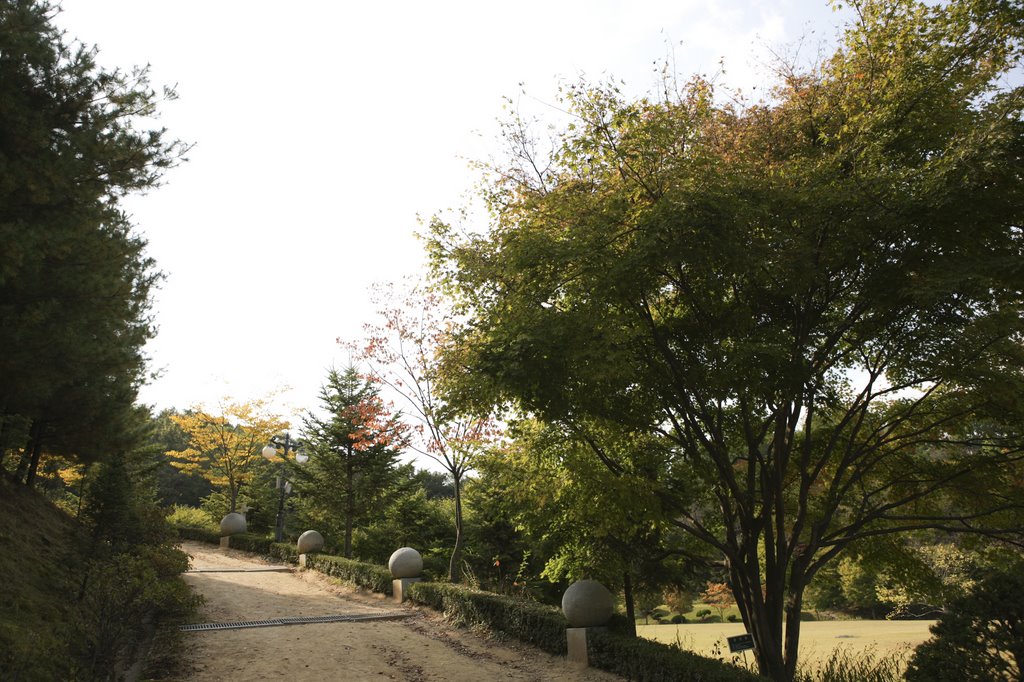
[[299, 366, 407, 558], [167, 399, 288, 514], [430, 1, 1024, 678], [0, 0, 187, 483]]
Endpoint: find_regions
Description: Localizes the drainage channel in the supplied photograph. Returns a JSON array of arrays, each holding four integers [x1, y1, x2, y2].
[[186, 567, 293, 573], [181, 612, 410, 632]]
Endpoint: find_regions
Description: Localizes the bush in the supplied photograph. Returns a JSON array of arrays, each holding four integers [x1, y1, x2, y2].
[[69, 546, 200, 680], [268, 542, 300, 564], [304, 554, 393, 594], [728, 614, 739, 622], [173, 524, 220, 545], [671, 614, 685, 624], [905, 564, 1024, 681], [588, 630, 767, 681], [226, 534, 300, 564], [408, 582, 568, 655], [405, 582, 763, 680], [165, 505, 215, 530]]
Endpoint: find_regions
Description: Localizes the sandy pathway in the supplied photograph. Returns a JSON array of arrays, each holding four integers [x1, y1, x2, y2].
[[177, 542, 621, 681]]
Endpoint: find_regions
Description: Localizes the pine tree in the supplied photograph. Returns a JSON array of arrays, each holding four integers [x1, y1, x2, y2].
[[300, 367, 406, 558]]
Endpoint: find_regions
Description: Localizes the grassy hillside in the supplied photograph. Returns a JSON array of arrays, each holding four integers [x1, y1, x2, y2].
[[0, 477, 87, 676], [0, 474, 197, 681]]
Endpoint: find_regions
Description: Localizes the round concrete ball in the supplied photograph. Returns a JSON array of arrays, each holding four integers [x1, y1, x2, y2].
[[219, 512, 247, 536], [562, 580, 615, 628], [296, 530, 324, 554], [388, 547, 423, 578]]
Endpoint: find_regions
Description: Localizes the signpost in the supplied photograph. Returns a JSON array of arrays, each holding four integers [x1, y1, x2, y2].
[[727, 634, 755, 653], [727, 633, 755, 668]]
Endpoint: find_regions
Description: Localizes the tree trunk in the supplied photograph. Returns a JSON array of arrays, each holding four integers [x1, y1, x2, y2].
[[731, 558, 789, 681], [13, 422, 36, 484], [0, 412, 8, 474], [344, 449, 354, 558], [783, 587, 805, 681], [623, 571, 637, 637], [76, 467, 89, 519], [23, 422, 44, 488], [449, 473, 464, 583]]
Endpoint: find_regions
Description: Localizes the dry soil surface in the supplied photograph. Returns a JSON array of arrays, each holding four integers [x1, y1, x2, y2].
[[177, 541, 621, 681]]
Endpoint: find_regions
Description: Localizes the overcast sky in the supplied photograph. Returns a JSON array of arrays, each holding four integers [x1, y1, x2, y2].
[[54, 1, 848, 424]]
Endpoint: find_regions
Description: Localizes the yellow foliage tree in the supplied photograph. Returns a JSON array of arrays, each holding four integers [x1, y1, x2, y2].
[[167, 399, 289, 513]]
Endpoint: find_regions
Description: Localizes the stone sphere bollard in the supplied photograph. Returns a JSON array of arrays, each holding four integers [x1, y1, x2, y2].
[[562, 579, 614, 628], [388, 547, 423, 578], [219, 512, 247, 536], [297, 530, 324, 554]]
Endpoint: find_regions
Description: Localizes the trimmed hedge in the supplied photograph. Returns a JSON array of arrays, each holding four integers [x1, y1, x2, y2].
[[407, 582, 764, 681], [304, 554, 394, 595], [170, 527, 760, 680], [174, 525, 220, 544], [172, 527, 299, 564], [589, 630, 767, 682], [226, 534, 299, 563], [171, 525, 385, 592], [408, 582, 568, 655]]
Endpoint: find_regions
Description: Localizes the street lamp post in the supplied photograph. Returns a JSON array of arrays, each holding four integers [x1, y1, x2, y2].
[[261, 433, 307, 542]]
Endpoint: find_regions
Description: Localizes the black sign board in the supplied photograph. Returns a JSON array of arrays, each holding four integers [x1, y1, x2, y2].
[[727, 634, 755, 653]]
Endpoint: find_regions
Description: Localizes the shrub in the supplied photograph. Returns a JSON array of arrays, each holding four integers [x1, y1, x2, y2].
[[69, 546, 200, 680], [905, 564, 1024, 681], [225, 534, 300, 564], [588, 630, 767, 681], [165, 505, 215, 530], [268, 542, 300, 564], [408, 582, 568, 655], [406, 582, 762, 681], [728, 614, 739, 622], [671, 614, 685, 624], [173, 525, 220, 545], [304, 554, 393, 594]]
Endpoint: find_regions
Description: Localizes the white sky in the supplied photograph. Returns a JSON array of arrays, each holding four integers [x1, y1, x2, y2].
[[54, 1, 847, 424]]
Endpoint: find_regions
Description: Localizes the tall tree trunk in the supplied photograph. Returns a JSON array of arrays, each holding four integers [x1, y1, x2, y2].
[[344, 448, 354, 558], [76, 467, 89, 519], [24, 422, 45, 488], [783, 586, 805, 681], [0, 411, 9, 474], [623, 571, 637, 637], [449, 473, 464, 583], [731, 557, 788, 681], [13, 421, 36, 484]]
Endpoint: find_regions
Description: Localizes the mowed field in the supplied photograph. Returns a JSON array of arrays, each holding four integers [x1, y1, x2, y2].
[[637, 620, 936, 671]]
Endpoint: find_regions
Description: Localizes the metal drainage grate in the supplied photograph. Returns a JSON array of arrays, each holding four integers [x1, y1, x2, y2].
[[180, 612, 410, 632], [186, 567, 293, 573]]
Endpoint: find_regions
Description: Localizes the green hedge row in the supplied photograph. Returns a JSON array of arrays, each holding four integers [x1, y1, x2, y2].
[[407, 582, 568, 655], [589, 630, 766, 681], [407, 582, 763, 681], [171, 526, 298, 564], [225, 534, 300, 563], [304, 554, 394, 595], [174, 525, 220, 544], [172, 527, 760, 680]]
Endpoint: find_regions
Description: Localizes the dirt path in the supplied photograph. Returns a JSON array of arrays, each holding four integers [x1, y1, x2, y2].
[[177, 542, 621, 681]]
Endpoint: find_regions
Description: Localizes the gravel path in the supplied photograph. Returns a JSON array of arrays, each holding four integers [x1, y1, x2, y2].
[[176, 541, 621, 681]]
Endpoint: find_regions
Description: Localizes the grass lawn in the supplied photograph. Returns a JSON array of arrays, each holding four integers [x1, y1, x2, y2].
[[637, 619, 936, 673]]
